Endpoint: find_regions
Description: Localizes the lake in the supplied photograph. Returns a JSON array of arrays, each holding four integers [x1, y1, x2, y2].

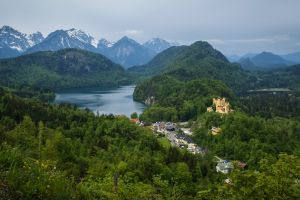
[[55, 85, 146, 117]]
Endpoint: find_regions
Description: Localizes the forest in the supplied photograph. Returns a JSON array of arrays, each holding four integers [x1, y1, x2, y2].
[[0, 42, 300, 199], [0, 49, 132, 90], [1, 83, 300, 199]]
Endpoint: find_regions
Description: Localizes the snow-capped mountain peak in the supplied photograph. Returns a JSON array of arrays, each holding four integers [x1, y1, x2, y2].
[[143, 38, 172, 53], [24, 28, 98, 54], [0, 25, 44, 56], [27, 31, 44, 46], [66, 28, 97, 47], [98, 38, 114, 48]]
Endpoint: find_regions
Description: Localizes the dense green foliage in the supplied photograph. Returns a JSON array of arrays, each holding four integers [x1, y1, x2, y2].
[[239, 93, 300, 118], [1, 40, 300, 199], [0, 89, 216, 199], [2, 86, 55, 102], [197, 153, 300, 199], [193, 112, 300, 167], [1, 89, 299, 199], [130, 41, 254, 92], [134, 76, 234, 122], [0, 48, 131, 90], [129, 41, 300, 199], [255, 64, 300, 91]]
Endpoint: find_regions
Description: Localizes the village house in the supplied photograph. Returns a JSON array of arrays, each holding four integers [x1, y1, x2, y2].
[[187, 143, 203, 154], [216, 160, 234, 174], [224, 178, 232, 185], [181, 128, 193, 135], [130, 118, 140, 124], [165, 122, 176, 131], [211, 127, 222, 136], [207, 107, 214, 112], [236, 161, 247, 169]]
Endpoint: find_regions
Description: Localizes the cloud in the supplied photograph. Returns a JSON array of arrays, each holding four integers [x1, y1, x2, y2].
[[123, 29, 143, 36], [207, 34, 291, 46]]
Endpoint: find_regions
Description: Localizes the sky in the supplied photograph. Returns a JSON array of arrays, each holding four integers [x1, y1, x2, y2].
[[1, 0, 300, 55]]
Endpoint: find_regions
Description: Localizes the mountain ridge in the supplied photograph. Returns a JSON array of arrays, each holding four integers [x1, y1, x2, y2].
[[0, 25, 44, 58], [0, 48, 130, 90]]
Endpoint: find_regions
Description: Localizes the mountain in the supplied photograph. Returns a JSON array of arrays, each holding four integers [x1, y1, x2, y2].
[[227, 54, 241, 62], [129, 41, 234, 76], [251, 52, 291, 68], [281, 51, 300, 63], [25, 28, 97, 54], [143, 38, 172, 53], [238, 52, 292, 70], [227, 53, 259, 63], [132, 41, 253, 101], [132, 41, 248, 121], [241, 53, 258, 59], [0, 26, 171, 68], [97, 38, 114, 50], [0, 48, 130, 90], [238, 57, 260, 71], [0, 25, 44, 58], [98, 36, 156, 68]]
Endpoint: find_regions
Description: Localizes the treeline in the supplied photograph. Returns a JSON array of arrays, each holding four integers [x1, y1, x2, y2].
[[238, 92, 300, 118], [254, 64, 300, 91]]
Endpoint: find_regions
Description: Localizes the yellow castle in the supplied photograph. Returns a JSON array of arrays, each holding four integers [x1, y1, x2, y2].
[[207, 97, 232, 114]]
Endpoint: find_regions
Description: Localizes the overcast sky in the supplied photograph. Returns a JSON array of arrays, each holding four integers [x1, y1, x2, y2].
[[1, 0, 300, 55]]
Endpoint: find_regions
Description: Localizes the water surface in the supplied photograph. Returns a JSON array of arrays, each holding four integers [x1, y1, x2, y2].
[[55, 85, 145, 117]]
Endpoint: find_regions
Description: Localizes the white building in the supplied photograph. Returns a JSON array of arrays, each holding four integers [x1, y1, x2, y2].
[[216, 160, 234, 174]]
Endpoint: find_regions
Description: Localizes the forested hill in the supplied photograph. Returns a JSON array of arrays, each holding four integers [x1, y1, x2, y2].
[[255, 64, 300, 91], [0, 48, 131, 90], [129, 41, 228, 76], [134, 77, 235, 121], [129, 41, 253, 92], [0, 88, 216, 198], [1, 84, 299, 199]]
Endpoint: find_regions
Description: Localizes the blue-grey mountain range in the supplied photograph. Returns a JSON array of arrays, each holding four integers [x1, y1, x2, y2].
[[0, 25, 174, 68]]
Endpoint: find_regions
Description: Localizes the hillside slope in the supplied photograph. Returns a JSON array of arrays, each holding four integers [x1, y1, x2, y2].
[[132, 41, 253, 93], [256, 64, 300, 90], [239, 52, 292, 70], [98, 36, 156, 68], [0, 48, 130, 90]]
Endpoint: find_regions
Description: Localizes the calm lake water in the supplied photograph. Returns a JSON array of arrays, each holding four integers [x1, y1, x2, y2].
[[55, 85, 146, 117]]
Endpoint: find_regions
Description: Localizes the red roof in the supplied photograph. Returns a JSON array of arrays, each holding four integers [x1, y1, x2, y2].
[[237, 161, 247, 169], [130, 118, 140, 123]]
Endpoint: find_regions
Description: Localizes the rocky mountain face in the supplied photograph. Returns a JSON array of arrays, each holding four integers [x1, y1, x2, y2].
[[0, 25, 44, 58], [98, 36, 156, 68], [143, 38, 172, 53], [25, 28, 98, 54], [0, 26, 180, 68]]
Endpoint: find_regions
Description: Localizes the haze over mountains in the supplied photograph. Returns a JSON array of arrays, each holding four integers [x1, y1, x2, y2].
[[228, 51, 300, 70], [1, 25, 300, 70], [0, 25, 174, 68]]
